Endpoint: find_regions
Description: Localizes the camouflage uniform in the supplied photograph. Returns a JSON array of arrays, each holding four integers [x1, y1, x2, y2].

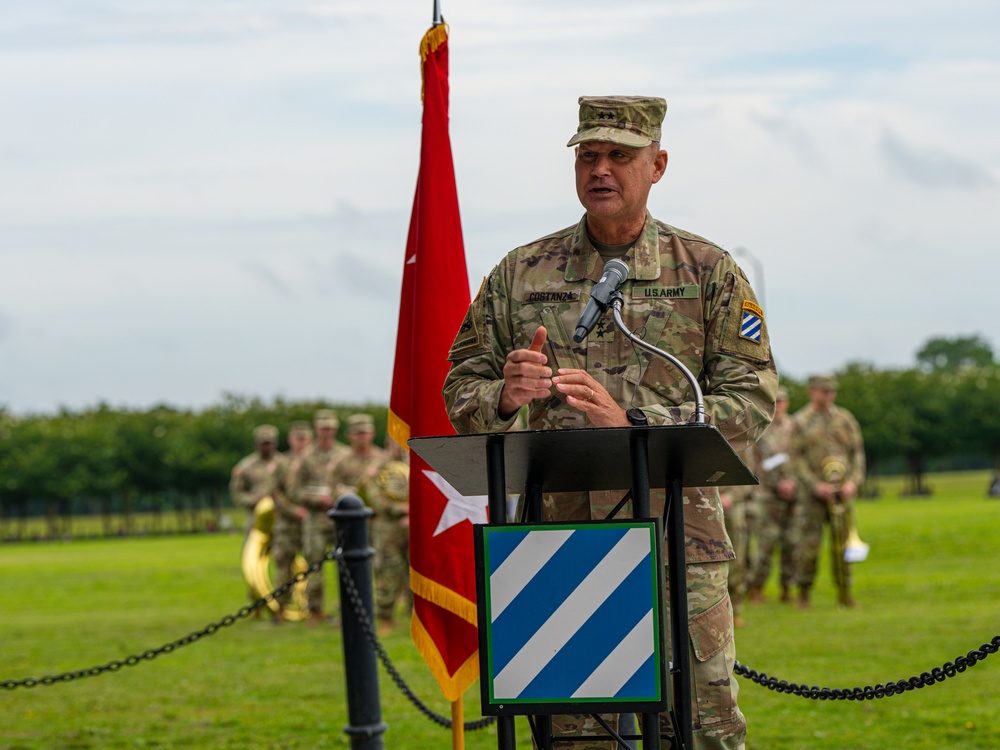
[[291, 439, 349, 616], [789, 400, 865, 596], [271, 424, 311, 611], [722, 447, 756, 621], [330, 447, 386, 501], [229, 426, 289, 531], [229, 426, 290, 609], [747, 408, 798, 597], [443, 211, 777, 749], [358, 459, 412, 623]]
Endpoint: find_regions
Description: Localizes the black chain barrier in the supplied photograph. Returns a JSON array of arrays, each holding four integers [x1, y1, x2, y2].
[[6, 546, 996, 719], [0, 550, 331, 691], [1, 547, 495, 733], [331, 547, 496, 732], [735, 634, 1000, 701]]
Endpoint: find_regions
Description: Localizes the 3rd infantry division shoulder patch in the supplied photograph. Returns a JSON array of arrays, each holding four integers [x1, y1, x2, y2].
[[739, 300, 763, 343]]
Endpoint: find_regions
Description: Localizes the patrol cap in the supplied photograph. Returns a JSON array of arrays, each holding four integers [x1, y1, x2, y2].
[[289, 420, 312, 436], [253, 424, 278, 443], [314, 409, 339, 429], [347, 413, 375, 433], [776, 387, 789, 402], [567, 96, 667, 148], [808, 373, 838, 391]]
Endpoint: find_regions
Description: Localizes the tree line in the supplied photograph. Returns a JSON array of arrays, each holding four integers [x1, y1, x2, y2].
[[0, 394, 388, 540], [1, 336, 997, 539], [782, 335, 999, 494]]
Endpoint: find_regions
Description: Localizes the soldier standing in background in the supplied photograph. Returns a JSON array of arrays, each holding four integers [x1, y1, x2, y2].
[[721, 446, 756, 627], [270, 421, 312, 623], [442, 95, 777, 750], [291, 409, 349, 625], [790, 374, 866, 609], [229, 424, 289, 616], [357, 438, 411, 634], [329, 413, 385, 499], [747, 387, 798, 604], [229, 424, 287, 525]]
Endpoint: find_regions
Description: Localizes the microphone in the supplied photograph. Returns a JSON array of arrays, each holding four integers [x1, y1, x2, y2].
[[573, 258, 630, 342]]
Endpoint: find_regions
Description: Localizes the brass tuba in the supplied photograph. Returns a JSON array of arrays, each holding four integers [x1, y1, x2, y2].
[[241, 496, 308, 620]]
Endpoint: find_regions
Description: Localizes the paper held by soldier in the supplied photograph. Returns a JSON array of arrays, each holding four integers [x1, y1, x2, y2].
[[761, 452, 789, 472]]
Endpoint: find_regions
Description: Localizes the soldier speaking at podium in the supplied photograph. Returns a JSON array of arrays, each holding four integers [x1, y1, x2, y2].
[[443, 95, 777, 750]]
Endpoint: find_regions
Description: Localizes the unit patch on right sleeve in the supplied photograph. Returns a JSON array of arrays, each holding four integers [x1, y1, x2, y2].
[[447, 276, 490, 361]]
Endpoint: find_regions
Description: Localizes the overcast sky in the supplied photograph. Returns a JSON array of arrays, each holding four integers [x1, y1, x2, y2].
[[3, 0, 998, 415]]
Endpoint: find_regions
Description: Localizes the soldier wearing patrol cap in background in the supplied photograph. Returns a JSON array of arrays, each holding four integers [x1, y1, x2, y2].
[[229, 424, 287, 522], [720, 445, 757, 628], [443, 95, 777, 750], [229, 424, 290, 614], [356, 437, 411, 634], [329, 413, 385, 500], [747, 387, 798, 604], [269, 420, 312, 622], [291, 409, 349, 625], [789, 374, 866, 609]]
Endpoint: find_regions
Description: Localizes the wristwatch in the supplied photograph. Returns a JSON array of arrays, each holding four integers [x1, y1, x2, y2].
[[626, 408, 648, 426]]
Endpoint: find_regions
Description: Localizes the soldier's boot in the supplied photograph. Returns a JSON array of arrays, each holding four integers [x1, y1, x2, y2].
[[780, 585, 793, 603], [273, 608, 287, 625], [843, 587, 860, 609], [797, 586, 811, 610], [747, 585, 764, 604]]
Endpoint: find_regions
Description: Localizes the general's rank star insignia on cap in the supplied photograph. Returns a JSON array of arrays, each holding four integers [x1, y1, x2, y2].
[[739, 300, 763, 343]]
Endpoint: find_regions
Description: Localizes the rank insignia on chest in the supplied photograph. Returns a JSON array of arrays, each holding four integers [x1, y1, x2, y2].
[[739, 300, 764, 343]]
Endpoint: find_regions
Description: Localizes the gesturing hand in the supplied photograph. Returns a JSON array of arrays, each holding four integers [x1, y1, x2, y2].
[[499, 326, 552, 419]]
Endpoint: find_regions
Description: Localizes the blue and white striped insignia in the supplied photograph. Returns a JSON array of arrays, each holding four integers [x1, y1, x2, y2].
[[739, 300, 764, 344], [484, 525, 660, 703], [740, 311, 761, 342]]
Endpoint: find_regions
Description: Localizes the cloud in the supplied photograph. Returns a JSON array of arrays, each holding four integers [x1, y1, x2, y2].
[[879, 127, 996, 189], [751, 113, 823, 167], [240, 260, 297, 301], [4, 0, 1000, 414], [1, 1, 358, 49], [0, 307, 12, 341]]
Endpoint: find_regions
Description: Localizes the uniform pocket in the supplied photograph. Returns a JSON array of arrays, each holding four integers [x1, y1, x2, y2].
[[688, 590, 738, 726], [689, 589, 734, 662]]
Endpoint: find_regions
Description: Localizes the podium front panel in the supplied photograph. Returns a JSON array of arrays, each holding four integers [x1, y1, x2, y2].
[[474, 520, 668, 716]]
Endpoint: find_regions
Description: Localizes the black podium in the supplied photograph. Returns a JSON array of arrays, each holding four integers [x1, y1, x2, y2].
[[410, 423, 755, 750]]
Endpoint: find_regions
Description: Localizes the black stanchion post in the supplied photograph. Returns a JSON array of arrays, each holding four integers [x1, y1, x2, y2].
[[330, 494, 387, 750]]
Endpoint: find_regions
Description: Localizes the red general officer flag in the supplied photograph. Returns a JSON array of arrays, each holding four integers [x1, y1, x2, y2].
[[388, 23, 482, 702]]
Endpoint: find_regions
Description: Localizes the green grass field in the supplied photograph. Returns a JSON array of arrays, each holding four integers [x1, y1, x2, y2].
[[2, 471, 998, 749]]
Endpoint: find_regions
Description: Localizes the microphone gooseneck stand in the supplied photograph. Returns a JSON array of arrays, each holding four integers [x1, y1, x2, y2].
[[610, 290, 703, 750]]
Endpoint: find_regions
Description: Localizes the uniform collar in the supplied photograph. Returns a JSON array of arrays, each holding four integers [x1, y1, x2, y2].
[[565, 211, 662, 283]]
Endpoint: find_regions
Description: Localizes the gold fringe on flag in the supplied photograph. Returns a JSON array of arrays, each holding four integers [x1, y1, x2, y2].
[[387, 408, 410, 452], [419, 23, 449, 101], [411, 608, 480, 702], [410, 567, 479, 625]]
